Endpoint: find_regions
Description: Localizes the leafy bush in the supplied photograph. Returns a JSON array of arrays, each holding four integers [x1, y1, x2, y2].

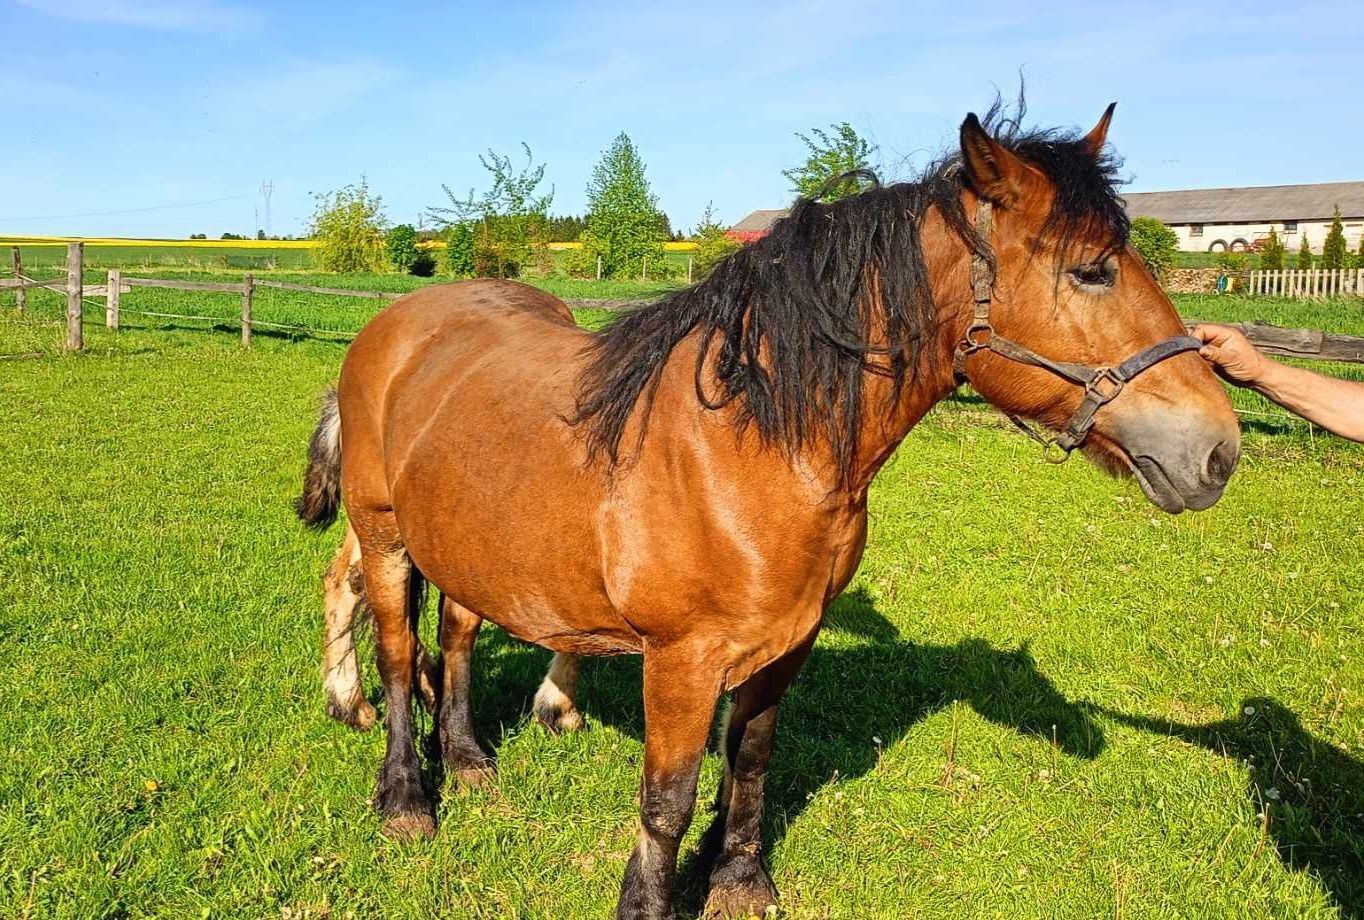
[[1322, 206, 1347, 269], [429, 144, 553, 279], [1297, 235, 1313, 270], [584, 132, 666, 279], [1258, 227, 1285, 270], [444, 223, 475, 277], [1129, 217, 1179, 279], [691, 202, 742, 280], [782, 122, 877, 201], [385, 224, 420, 272], [1214, 251, 1250, 273], [310, 179, 388, 273], [408, 250, 437, 277]]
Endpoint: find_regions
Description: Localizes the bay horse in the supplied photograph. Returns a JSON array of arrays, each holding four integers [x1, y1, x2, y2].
[[297, 102, 1241, 919]]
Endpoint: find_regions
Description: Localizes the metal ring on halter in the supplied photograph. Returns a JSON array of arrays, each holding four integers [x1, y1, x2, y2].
[[954, 197, 1204, 458]]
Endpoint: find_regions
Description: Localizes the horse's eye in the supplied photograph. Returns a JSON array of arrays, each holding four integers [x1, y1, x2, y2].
[[1068, 259, 1116, 289]]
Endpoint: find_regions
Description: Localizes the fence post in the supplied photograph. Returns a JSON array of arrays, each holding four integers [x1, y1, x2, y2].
[[687, 255, 693, 284], [65, 242, 83, 351], [642, 256, 647, 281], [596, 255, 602, 281], [11, 246, 24, 313], [106, 269, 120, 329], [241, 273, 254, 347]]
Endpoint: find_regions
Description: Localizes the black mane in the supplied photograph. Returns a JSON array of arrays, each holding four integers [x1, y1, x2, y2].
[[571, 97, 1128, 481]]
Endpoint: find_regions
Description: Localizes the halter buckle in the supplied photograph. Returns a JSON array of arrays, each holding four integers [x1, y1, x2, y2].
[[1085, 368, 1125, 403]]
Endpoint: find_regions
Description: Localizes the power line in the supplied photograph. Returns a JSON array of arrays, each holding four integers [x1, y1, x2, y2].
[[0, 193, 257, 223]]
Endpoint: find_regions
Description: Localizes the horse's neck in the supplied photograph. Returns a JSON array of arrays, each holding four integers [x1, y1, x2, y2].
[[845, 216, 972, 493]]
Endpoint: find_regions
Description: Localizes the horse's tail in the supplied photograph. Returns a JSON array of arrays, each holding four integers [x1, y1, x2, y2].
[[296, 387, 343, 530]]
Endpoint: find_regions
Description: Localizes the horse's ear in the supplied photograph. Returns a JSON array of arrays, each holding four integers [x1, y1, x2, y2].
[[959, 112, 1028, 207], [1083, 102, 1117, 155]]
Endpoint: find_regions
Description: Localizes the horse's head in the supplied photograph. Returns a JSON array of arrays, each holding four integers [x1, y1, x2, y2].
[[954, 105, 1239, 513]]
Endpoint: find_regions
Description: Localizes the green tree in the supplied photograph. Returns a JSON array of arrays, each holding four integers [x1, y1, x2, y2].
[[309, 179, 387, 272], [1128, 216, 1179, 279], [1321, 206, 1347, 270], [429, 144, 553, 278], [585, 132, 666, 278], [1356, 233, 1364, 270], [1297, 234, 1313, 270], [690, 202, 742, 280], [384, 224, 421, 273], [782, 122, 877, 201], [1258, 227, 1285, 270]]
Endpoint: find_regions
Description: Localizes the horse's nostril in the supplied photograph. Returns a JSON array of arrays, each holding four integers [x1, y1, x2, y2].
[[1205, 439, 1239, 483]]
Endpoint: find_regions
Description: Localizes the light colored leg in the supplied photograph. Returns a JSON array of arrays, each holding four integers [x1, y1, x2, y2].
[[534, 652, 585, 733], [322, 524, 375, 730]]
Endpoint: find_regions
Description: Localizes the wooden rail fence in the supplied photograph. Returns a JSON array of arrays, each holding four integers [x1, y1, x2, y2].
[[1248, 267, 1364, 299], [5, 243, 1364, 364]]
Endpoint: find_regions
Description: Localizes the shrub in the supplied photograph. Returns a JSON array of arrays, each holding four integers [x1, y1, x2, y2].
[[1321, 206, 1347, 270], [444, 223, 475, 277], [1258, 227, 1285, 270], [1129, 217, 1179, 279], [691, 202, 742, 280], [408, 250, 437, 277], [1357, 234, 1364, 270], [782, 122, 878, 201], [385, 224, 420, 272], [310, 179, 387, 273], [429, 144, 553, 279], [1297, 235, 1313, 270]]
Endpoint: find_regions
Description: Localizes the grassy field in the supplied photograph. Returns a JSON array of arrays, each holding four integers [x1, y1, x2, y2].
[[0, 295, 1361, 918]]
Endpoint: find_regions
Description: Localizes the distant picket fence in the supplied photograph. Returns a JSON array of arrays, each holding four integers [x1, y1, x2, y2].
[[1248, 267, 1364, 299]]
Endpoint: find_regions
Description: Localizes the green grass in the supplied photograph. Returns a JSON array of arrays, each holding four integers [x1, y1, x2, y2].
[[0, 304, 1361, 919], [1, 242, 318, 271]]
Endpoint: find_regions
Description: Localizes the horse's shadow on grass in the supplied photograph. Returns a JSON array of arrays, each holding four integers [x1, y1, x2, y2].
[[1096, 699, 1364, 917], [460, 588, 1105, 912]]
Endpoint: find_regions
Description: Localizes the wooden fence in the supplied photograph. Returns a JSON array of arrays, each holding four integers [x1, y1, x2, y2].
[[5, 243, 1364, 364], [1248, 267, 1364, 298]]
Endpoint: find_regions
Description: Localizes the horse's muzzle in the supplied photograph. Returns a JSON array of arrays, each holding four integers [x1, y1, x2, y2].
[[1113, 413, 1241, 514]]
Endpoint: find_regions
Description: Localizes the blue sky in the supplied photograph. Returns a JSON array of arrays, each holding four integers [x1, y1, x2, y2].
[[1, 0, 1359, 239]]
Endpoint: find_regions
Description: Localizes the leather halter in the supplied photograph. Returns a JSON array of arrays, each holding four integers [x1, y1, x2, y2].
[[952, 199, 1202, 463]]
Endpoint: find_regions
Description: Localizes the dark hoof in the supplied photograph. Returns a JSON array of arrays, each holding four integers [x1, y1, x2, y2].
[[380, 811, 436, 842], [443, 743, 496, 790], [453, 763, 496, 790], [376, 767, 434, 840], [703, 856, 778, 919], [326, 692, 376, 731]]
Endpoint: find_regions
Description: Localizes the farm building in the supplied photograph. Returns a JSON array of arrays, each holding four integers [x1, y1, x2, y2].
[[1122, 181, 1364, 253], [730, 180, 1364, 253]]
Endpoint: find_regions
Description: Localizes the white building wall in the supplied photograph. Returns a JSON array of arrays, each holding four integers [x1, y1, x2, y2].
[[1170, 219, 1364, 252]]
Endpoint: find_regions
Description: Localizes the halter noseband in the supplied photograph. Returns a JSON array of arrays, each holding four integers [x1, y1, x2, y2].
[[952, 199, 1202, 463]]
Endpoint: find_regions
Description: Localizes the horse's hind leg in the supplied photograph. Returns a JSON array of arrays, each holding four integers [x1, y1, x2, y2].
[[437, 594, 495, 787], [359, 532, 435, 840], [322, 523, 375, 730], [533, 652, 584, 733]]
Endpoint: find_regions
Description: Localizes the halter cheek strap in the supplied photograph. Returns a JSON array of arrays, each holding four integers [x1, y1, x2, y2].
[[953, 199, 1203, 462]]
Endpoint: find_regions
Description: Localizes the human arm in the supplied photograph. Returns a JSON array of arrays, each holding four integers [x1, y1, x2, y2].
[[1191, 323, 1364, 443]]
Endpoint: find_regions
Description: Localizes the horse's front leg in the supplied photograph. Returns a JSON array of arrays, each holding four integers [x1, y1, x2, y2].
[[702, 636, 815, 919], [617, 643, 722, 920]]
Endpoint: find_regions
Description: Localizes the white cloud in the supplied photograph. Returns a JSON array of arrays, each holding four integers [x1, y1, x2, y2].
[[14, 0, 263, 33]]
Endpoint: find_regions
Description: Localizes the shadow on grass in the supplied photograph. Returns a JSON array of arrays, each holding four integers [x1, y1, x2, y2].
[[1098, 699, 1364, 918], [455, 587, 1105, 914]]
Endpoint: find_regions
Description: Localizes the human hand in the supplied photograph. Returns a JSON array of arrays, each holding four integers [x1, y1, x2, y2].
[[1191, 323, 1269, 386]]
